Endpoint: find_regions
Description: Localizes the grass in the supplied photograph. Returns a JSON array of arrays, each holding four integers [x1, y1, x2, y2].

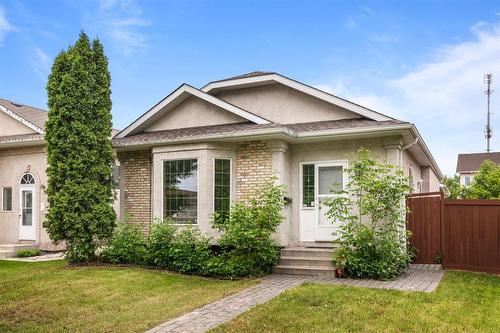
[[0, 260, 255, 333], [212, 271, 500, 333]]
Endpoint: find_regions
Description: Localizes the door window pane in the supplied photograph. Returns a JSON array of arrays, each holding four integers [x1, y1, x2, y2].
[[318, 166, 343, 194], [302, 164, 315, 207], [22, 191, 33, 226], [2, 187, 12, 211], [163, 159, 198, 224], [214, 159, 231, 223]]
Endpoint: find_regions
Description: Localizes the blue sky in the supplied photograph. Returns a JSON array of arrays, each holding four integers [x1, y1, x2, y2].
[[1, 0, 500, 175]]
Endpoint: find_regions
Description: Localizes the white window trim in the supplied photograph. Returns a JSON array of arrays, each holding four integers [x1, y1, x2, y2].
[[161, 157, 199, 226], [299, 162, 316, 210], [1, 186, 13, 212], [212, 157, 233, 216]]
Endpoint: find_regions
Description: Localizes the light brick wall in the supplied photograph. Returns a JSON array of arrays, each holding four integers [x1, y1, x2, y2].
[[117, 150, 151, 233], [236, 141, 272, 200]]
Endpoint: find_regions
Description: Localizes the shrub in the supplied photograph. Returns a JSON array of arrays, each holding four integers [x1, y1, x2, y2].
[[324, 147, 412, 280], [207, 178, 285, 277], [17, 248, 42, 258], [147, 219, 211, 274], [101, 221, 147, 265]]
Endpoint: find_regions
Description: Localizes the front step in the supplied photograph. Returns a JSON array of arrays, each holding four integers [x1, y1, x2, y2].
[[0, 243, 38, 259], [273, 247, 336, 277]]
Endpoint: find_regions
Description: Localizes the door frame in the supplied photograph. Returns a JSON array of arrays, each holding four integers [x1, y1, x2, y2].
[[313, 160, 348, 241], [19, 186, 36, 241]]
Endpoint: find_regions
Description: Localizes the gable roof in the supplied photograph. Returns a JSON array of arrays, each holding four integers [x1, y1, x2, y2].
[[0, 98, 47, 134], [202, 72, 394, 122], [115, 84, 271, 138], [456, 152, 500, 173]]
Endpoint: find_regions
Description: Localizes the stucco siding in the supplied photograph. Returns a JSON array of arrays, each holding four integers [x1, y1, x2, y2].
[[145, 96, 247, 132], [0, 112, 37, 136], [214, 83, 361, 124]]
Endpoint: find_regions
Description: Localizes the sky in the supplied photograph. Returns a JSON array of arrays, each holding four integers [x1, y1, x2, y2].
[[1, 0, 500, 175]]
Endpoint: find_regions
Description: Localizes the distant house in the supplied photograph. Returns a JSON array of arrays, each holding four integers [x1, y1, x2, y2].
[[0, 98, 120, 257], [456, 152, 500, 186]]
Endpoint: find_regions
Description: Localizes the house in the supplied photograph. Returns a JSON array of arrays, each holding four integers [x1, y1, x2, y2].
[[113, 71, 443, 246], [0, 98, 120, 257], [456, 152, 500, 186]]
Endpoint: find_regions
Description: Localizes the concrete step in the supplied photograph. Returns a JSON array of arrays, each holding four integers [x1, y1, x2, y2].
[[279, 256, 334, 268], [0, 250, 14, 259], [281, 247, 334, 259], [273, 265, 336, 277], [0, 243, 38, 258]]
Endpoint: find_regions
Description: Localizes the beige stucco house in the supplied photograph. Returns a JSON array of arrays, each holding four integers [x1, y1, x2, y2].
[[456, 152, 500, 186], [0, 98, 120, 257], [113, 72, 442, 246]]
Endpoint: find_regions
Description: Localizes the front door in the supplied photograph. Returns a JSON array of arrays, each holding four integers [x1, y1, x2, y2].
[[315, 162, 347, 241], [19, 187, 35, 240]]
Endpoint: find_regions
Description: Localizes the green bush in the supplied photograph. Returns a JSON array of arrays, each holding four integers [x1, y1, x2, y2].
[[16, 248, 42, 258], [325, 148, 412, 280], [207, 178, 285, 277], [101, 221, 147, 265], [147, 219, 211, 274]]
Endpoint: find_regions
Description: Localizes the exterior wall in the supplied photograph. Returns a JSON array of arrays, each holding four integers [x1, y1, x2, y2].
[[117, 150, 152, 234], [459, 172, 474, 186], [0, 145, 56, 250], [0, 112, 37, 136], [145, 96, 247, 132], [402, 150, 423, 193], [235, 141, 272, 201], [215, 84, 361, 124]]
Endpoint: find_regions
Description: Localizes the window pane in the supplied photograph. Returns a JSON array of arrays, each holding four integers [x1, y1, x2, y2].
[[302, 164, 315, 207], [22, 191, 33, 226], [163, 159, 198, 224], [214, 159, 231, 222], [318, 166, 343, 194], [3, 187, 12, 211]]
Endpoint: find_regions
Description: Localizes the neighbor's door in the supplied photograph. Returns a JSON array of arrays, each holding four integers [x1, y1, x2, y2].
[[315, 162, 347, 241], [19, 187, 36, 240]]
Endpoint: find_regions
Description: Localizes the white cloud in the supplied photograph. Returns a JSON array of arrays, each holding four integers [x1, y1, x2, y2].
[[31, 48, 51, 80], [316, 22, 500, 175], [93, 0, 150, 55], [0, 6, 15, 46]]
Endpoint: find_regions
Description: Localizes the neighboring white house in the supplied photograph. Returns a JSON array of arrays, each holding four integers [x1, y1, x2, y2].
[[113, 71, 443, 246], [456, 152, 500, 186]]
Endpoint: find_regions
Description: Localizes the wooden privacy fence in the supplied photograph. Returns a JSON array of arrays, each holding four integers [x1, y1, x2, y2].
[[406, 192, 500, 274]]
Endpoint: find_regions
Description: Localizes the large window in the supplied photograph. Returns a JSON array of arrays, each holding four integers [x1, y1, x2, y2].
[[2, 187, 12, 211], [163, 159, 198, 224], [214, 159, 231, 222], [302, 164, 315, 207]]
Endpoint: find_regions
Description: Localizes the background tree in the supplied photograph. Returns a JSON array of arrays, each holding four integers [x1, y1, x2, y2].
[[466, 160, 500, 199], [442, 175, 462, 199], [44, 32, 115, 262]]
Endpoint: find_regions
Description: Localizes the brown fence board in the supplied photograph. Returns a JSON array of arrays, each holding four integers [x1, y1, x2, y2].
[[407, 194, 500, 274]]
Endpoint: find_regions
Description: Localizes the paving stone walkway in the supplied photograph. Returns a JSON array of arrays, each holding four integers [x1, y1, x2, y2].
[[146, 264, 444, 333]]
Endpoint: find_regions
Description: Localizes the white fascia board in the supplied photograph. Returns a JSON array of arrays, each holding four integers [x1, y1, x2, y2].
[[0, 104, 44, 134], [202, 73, 393, 122], [116, 84, 270, 139], [408, 125, 444, 180]]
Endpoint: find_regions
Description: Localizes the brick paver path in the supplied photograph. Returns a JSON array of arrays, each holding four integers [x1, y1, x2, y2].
[[146, 264, 444, 333]]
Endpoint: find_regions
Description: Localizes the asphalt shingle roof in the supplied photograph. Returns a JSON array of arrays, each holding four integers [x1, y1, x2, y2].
[[0, 98, 48, 130], [456, 152, 500, 173]]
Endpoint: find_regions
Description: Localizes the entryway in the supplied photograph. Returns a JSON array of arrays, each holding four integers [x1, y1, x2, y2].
[[19, 173, 36, 241]]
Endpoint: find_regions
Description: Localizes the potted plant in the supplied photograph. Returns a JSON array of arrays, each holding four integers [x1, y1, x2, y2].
[[334, 255, 346, 278]]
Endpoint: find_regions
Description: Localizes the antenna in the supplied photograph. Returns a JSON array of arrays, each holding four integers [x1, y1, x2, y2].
[[484, 73, 493, 153]]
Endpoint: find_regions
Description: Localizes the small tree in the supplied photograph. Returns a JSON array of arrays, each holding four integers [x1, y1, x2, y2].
[[442, 175, 462, 199], [465, 160, 500, 199], [44, 32, 115, 262], [324, 148, 412, 280]]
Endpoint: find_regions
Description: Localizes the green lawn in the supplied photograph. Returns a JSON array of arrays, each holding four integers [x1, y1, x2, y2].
[[213, 271, 500, 333], [0, 260, 255, 333]]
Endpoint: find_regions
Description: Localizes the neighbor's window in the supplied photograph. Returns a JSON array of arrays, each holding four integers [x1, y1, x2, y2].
[[2, 187, 12, 211], [464, 176, 471, 186], [163, 159, 198, 224], [214, 159, 231, 222], [302, 164, 315, 207]]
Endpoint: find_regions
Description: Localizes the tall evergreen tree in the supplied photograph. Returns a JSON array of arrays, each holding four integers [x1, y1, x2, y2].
[[44, 32, 116, 262]]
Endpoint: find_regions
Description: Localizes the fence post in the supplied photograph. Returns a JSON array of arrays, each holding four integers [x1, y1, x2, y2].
[[440, 190, 446, 268]]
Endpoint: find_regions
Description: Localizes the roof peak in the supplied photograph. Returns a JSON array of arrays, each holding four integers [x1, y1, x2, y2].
[[213, 71, 276, 83]]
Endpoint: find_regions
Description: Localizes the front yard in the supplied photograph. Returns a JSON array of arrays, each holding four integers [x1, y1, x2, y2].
[[212, 271, 500, 333], [0, 260, 255, 333]]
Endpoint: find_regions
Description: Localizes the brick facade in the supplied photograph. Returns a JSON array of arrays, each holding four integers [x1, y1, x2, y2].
[[117, 150, 151, 233], [236, 141, 272, 200]]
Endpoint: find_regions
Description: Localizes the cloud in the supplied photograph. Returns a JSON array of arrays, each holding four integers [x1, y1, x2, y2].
[[95, 0, 150, 56], [31, 48, 51, 80], [0, 6, 15, 46], [316, 22, 500, 175]]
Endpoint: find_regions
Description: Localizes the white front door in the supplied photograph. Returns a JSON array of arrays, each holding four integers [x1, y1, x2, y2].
[[315, 162, 347, 241], [19, 187, 36, 241]]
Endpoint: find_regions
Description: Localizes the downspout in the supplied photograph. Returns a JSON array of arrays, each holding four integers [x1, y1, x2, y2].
[[400, 137, 419, 169]]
